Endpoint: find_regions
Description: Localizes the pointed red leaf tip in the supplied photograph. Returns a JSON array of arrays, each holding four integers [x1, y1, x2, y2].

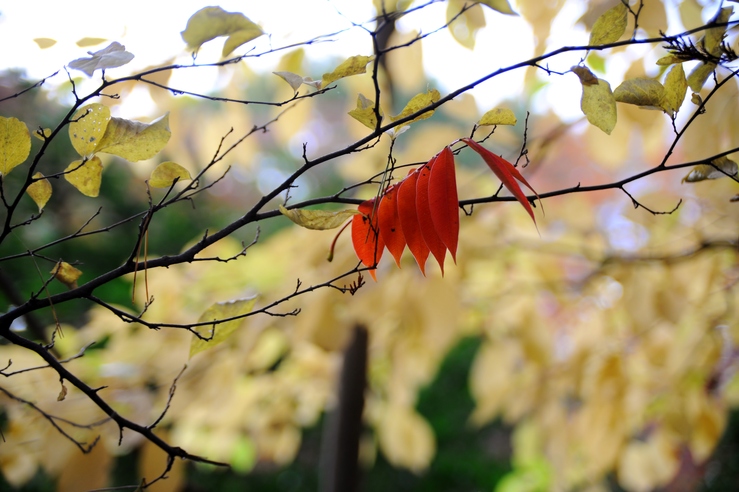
[[397, 168, 430, 275], [415, 155, 447, 275], [378, 184, 406, 267], [427, 146, 459, 263], [351, 198, 385, 281], [461, 138, 540, 226]]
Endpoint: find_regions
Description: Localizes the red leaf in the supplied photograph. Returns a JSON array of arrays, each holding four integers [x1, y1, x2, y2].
[[428, 146, 459, 262], [461, 138, 540, 225], [352, 198, 385, 281], [378, 184, 406, 267], [397, 168, 430, 275], [416, 156, 447, 274]]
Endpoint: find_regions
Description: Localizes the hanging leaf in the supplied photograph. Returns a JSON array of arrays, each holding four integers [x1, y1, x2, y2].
[[704, 7, 733, 55], [416, 156, 447, 274], [273, 71, 304, 92], [27, 173, 52, 212], [663, 64, 688, 114], [479, 108, 517, 127], [149, 161, 192, 188], [397, 169, 430, 275], [68, 42, 134, 76], [51, 261, 83, 289], [348, 94, 383, 130], [447, 0, 486, 50], [321, 55, 374, 88], [613, 78, 667, 110], [428, 147, 459, 262], [64, 156, 103, 197], [478, 0, 517, 15], [351, 198, 385, 281], [391, 89, 441, 125], [0, 116, 31, 175], [462, 138, 539, 226], [589, 2, 628, 46], [279, 204, 359, 230], [190, 296, 257, 358], [69, 104, 111, 157], [181, 6, 263, 56], [682, 156, 738, 183], [687, 62, 716, 92], [572, 66, 617, 135], [95, 113, 171, 162], [378, 184, 406, 267]]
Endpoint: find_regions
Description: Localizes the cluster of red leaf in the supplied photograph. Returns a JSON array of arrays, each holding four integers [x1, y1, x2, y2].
[[351, 139, 539, 280]]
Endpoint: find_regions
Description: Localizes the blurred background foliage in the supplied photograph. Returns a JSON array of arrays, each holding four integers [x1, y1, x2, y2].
[[1, 0, 739, 490]]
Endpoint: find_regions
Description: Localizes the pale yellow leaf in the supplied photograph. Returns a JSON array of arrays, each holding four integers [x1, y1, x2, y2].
[[656, 54, 688, 66], [377, 404, 436, 473], [96, 113, 170, 162], [663, 64, 687, 114], [190, 296, 257, 358], [573, 67, 617, 134], [76, 37, 107, 48], [273, 71, 304, 92], [321, 55, 374, 87], [68, 104, 111, 157], [68, 42, 134, 77], [478, 0, 517, 15], [704, 7, 733, 55], [149, 161, 192, 188], [33, 38, 57, 49], [447, 1, 486, 50], [372, 0, 413, 14], [479, 108, 517, 126], [391, 89, 441, 125], [279, 204, 360, 230], [682, 156, 738, 182], [64, 156, 103, 197], [181, 6, 263, 54], [618, 433, 679, 492], [348, 94, 382, 130], [33, 128, 51, 141], [613, 78, 666, 109], [27, 172, 52, 212], [687, 62, 716, 92], [0, 116, 31, 175], [589, 2, 628, 45], [51, 261, 83, 289]]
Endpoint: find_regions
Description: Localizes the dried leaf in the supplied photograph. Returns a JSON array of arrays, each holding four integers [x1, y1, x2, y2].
[[68, 104, 111, 157], [687, 62, 716, 92], [428, 147, 459, 262], [181, 6, 263, 56], [27, 173, 52, 212], [273, 71, 304, 92], [321, 55, 374, 87], [397, 169, 430, 275], [149, 161, 192, 188], [479, 108, 517, 126], [663, 64, 687, 114], [51, 261, 83, 289], [190, 296, 257, 358], [447, 0, 486, 50], [68, 42, 134, 76], [0, 116, 31, 175], [279, 204, 359, 230], [682, 156, 738, 183], [573, 67, 617, 134], [589, 2, 628, 46], [378, 184, 406, 267], [391, 89, 441, 125], [57, 383, 68, 402], [478, 0, 517, 15], [33, 38, 57, 49], [416, 156, 447, 274], [96, 113, 171, 162], [351, 198, 384, 281], [64, 156, 103, 197], [614, 78, 667, 109], [348, 94, 382, 130]]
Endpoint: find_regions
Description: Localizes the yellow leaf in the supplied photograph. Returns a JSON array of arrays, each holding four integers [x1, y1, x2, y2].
[[656, 54, 686, 66], [391, 89, 441, 125], [589, 2, 628, 45], [682, 156, 738, 183], [704, 7, 733, 56], [64, 156, 103, 197], [377, 404, 436, 473], [447, 0, 486, 50], [687, 62, 716, 92], [273, 71, 304, 92], [27, 172, 52, 212], [663, 64, 687, 114], [68, 104, 111, 157], [33, 38, 57, 49], [51, 261, 83, 289], [573, 67, 617, 135], [321, 55, 374, 88], [76, 37, 107, 47], [618, 432, 679, 492], [279, 204, 360, 230], [613, 78, 666, 109], [478, 0, 517, 15], [372, 0, 413, 14], [0, 116, 31, 175], [149, 161, 192, 188], [190, 296, 257, 358], [181, 6, 263, 55], [33, 128, 51, 141], [348, 94, 382, 130], [479, 108, 517, 126], [95, 113, 171, 162]]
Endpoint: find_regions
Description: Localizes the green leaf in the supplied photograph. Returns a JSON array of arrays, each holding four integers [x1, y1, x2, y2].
[[479, 108, 517, 126], [190, 296, 257, 358], [69, 104, 111, 157], [478, 0, 517, 15], [682, 156, 738, 183], [321, 55, 374, 88], [181, 6, 263, 56], [391, 89, 441, 125], [589, 2, 628, 46], [348, 94, 382, 130], [149, 161, 192, 188], [27, 172, 52, 212], [663, 64, 687, 114], [613, 77, 666, 110], [0, 116, 31, 175], [279, 204, 360, 230], [64, 156, 103, 197], [687, 62, 716, 92], [573, 66, 617, 135], [95, 113, 171, 162]]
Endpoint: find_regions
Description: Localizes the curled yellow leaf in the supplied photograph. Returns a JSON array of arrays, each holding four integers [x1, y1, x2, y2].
[[279, 204, 360, 230], [0, 116, 31, 175], [573, 67, 617, 135], [96, 113, 171, 162], [64, 156, 103, 197], [27, 172, 52, 212], [51, 261, 83, 289], [273, 71, 304, 92], [321, 55, 374, 88], [391, 89, 441, 125], [190, 296, 257, 358], [348, 94, 382, 130], [68, 104, 111, 157], [589, 2, 628, 46], [149, 161, 192, 188], [181, 6, 264, 56], [479, 108, 517, 126], [682, 156, 738, 183]]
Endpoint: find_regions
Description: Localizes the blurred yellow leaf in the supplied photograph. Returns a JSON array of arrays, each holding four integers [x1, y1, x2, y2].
[[348, 93, 382, 130], [190, 296, 257, 358], [391, 89, 441, 125], [479, 108, 517, 126], [181, 6, 263, 56], [447, 0, 486, 50], [76, 37, 107, 47], [69, 104, 111, 157], [682, 156, 738, 183], [377, 404, 436, 473], [704, 7, 733, 55], [373, 0, 413, 14], [273, 71, 304, 92], [279, 204, 359, 230], [51, 261, 83, 289], [321, 55, 374, 88], [33, 38, 57, 49], [149, 161, 192, 188], [479, 0, 517, 15], [573, 66, 617, 135], [656, 54, 684, 66], [64, 156, 103, 197], [687, 62, 716, 92], [663, 64, 687, 114], [0, 116, 31, 175], [613, 78, 666, 109], [68, 42, 135, 77], [589, 2, 628, 45], [27, 172, 52, 212], [618, 433, 678, 492], [96, 113, 170, 162]]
